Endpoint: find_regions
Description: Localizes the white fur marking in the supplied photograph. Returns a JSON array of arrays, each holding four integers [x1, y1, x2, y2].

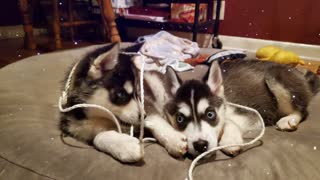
[[123, 81, 133, 94], [178, 103, 191, 117], [268, 81, 294, 115], [88, 64, 102, 79], [219, 120, 243, 155], [190, 89, 197, 122], [197, 99, 209, 115], [224, 104, 260, 132]]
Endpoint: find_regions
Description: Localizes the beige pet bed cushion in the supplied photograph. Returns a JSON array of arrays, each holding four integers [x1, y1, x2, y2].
[[0, 44, 319, 180]]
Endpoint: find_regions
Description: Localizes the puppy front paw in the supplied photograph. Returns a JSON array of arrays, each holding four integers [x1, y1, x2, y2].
[[115, 137, 143, 163], [164, 132, 188, 158], [219, 121, 243, 157], [93, 131, 143, 163], [221, 146, 242, 157]]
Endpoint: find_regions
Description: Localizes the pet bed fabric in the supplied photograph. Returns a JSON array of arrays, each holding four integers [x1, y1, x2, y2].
[[0, 44, 319, 180]]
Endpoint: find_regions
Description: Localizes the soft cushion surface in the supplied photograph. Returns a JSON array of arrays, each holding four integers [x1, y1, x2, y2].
[[0, 44, 319, 180]]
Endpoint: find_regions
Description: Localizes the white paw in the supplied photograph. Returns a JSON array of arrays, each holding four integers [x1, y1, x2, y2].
[[163, 131, 188, 158], [93, 131, 143, 163], [221, 146, 242, 157], [276, 116, 299, 131], [114, 137, 143, 163], [219, 122, 243, 157], [219, 136, 242, 157]]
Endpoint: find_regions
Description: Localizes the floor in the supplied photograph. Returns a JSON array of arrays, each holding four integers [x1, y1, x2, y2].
[[0, 36, 319, 75]]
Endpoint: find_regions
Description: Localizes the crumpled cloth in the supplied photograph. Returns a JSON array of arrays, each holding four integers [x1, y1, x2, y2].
[[136, 31, 199, 73]]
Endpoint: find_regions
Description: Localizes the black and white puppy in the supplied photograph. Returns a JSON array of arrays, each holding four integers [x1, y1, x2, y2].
[[165, 60, 320, 157], [60, 43, 187, 163]]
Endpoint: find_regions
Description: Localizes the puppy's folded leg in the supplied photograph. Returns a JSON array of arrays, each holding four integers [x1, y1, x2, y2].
[[93, 131, 143, 163], [219, 120, 243, 157], [145, 115, 187, 158]]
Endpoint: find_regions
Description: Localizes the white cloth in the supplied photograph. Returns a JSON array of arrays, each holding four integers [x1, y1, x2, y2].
[[136, 31, 199, 73]]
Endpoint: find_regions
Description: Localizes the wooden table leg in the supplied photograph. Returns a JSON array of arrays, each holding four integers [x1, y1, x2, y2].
[[212, 0, 223, 49], [19, 0, 36, 50], [192, 0, 200, 42], [53, 0, 62, 49], [97, 0, 121, 42]]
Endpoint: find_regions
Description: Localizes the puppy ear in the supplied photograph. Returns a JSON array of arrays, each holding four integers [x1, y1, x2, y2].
[[123, 42, 144, 53], [88, 43, 120, 79], [204, 61, 224, 96], [166, 67, 182, 95]]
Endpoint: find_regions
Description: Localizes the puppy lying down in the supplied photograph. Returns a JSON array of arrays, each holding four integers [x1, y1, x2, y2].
[[164, 60, 320, 157]]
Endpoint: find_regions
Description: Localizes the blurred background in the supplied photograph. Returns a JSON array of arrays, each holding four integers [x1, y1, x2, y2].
[[0, 0, 319, 71]]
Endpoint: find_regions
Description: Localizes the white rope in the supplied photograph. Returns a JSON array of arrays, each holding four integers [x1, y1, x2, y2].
[[187, 102, 266, 180], [59, 97, 123, 133], [130, 125, 134, 137], [121, 52, 157, 149], [138, 53, 146, 141], [143, 137, 158, 143], [61, 61, 80, 105]]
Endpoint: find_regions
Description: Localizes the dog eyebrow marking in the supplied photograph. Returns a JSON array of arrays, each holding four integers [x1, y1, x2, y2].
[[197, 98, 209, 115], [178, 103, 191, 117], [190, 89, 198, 123], [123, 81, 133, 94]]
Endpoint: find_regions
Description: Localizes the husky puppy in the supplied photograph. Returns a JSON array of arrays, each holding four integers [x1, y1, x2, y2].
[[165, 60, 320, 157], [60, 43, 187, 163]]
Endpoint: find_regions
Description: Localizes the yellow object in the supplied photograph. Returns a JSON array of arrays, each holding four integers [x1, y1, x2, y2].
[[256, 46, 281, 60], [256, 46, 305, 65]]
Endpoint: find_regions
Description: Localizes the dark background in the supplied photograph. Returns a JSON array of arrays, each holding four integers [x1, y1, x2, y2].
[[0, 0, 21, 26], [1, 0, 320, 45]]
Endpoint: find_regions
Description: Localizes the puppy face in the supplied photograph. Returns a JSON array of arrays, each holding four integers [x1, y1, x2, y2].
[[83, 43, 142, 125], [165, 62, 227, 156]]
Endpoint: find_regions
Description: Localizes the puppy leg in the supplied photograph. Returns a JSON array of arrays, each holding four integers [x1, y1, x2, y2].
[[145, 115, 187, 158], [219, 120, 243, 157], [93, 131, 142, 163], [276, 112, 302, 131], [265, 74, 306, 131]]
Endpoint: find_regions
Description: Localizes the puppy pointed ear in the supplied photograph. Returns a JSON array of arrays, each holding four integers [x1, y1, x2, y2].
[[166, 67, 182, 95], [88, 43, 120, 79], [204, 61, 224, 96]]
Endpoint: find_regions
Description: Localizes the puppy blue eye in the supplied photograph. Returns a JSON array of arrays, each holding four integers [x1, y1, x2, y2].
[[176, 114, 185, 124], [206, 111, 216, 119]]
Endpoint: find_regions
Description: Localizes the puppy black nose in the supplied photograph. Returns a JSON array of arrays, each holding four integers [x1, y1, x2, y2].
[[193, 140, 208, 153]]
